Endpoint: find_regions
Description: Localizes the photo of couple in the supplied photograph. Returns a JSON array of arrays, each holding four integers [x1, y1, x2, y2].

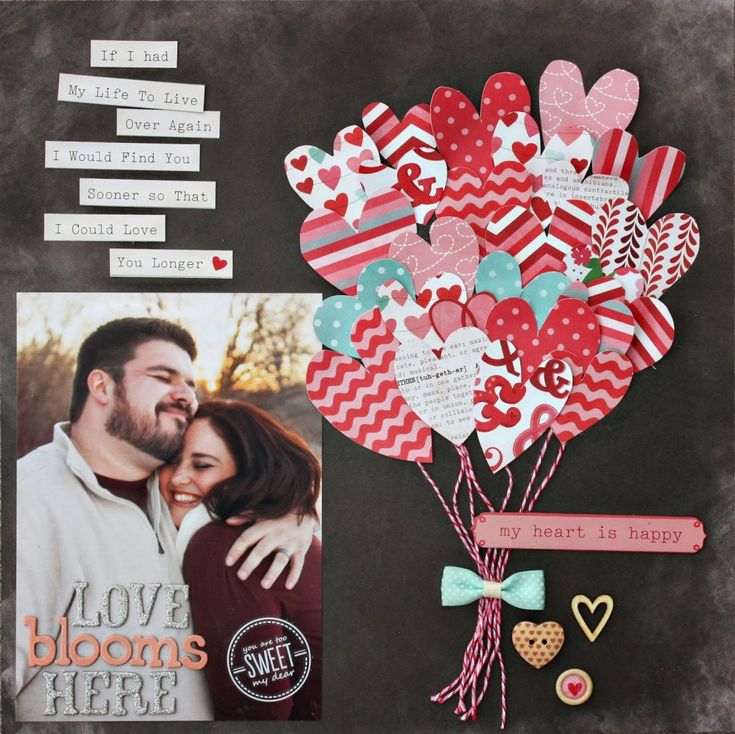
[[15, 292, 322, 721]]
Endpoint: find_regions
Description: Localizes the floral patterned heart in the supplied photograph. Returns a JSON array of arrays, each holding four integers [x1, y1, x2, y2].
[[512, 621, 565, 668]]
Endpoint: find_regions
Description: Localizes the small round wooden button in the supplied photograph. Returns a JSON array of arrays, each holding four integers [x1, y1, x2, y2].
[[556, 668, 593, 705]]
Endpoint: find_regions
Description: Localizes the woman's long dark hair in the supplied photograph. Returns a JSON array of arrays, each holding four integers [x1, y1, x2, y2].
[[194, 400, 320, 522]]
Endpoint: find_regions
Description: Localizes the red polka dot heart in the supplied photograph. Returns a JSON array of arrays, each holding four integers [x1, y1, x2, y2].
[[485, 297, 600, 380]]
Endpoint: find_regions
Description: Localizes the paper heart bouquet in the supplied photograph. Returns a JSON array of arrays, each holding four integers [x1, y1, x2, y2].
[[285, 60, 698, 727]]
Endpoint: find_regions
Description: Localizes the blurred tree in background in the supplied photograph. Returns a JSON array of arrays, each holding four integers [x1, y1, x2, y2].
[[17, 294, 320, 458]]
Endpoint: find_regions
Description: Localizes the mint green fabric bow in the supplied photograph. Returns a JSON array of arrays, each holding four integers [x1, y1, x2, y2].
[[441, 567, 545, 610]]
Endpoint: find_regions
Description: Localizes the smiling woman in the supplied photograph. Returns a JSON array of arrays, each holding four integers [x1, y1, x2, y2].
[[160, 400, 322, 720]]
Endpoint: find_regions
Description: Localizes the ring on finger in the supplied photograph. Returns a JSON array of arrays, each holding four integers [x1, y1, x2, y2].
[[275, 547, 291, 560]]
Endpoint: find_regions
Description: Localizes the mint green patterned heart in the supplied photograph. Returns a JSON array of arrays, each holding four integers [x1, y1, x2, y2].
[[314, 259, 415, 357], [476, 251, 522, 300]]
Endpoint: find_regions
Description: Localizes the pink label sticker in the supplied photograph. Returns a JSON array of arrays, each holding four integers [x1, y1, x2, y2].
[[472, 513, 706, 553]]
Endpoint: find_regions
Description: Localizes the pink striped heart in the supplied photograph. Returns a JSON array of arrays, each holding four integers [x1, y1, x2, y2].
[[361, 102, 435, 167], [539, 60, 639, 144], [437, 163, 533, 255], [592, 301, 635, 353], [300, 188, 415, 295], [592, 129, 686, 219], [552, 352, 634, 443], [306, 307, 432, 461], [626, 297, 675, 371]]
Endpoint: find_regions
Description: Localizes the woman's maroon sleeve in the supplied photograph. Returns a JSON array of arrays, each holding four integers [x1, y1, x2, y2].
[[183, 522, 295, 720]]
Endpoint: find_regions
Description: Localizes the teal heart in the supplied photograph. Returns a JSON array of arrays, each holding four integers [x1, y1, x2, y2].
[[476, 251, 522, 300], [521, 272, 572, 326], [314, 259, 415, 357], [308, 146, 326, 164]]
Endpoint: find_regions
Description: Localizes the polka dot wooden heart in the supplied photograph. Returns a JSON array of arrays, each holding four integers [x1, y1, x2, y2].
[[512, 621, 564, 668]]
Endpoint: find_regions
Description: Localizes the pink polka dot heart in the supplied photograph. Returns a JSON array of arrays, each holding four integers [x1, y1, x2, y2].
[[485, 297, 600, 379], [430, 72, 531, 178]]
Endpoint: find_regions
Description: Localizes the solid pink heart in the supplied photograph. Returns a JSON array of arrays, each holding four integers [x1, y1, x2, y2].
[[429, 292, 497, 342]]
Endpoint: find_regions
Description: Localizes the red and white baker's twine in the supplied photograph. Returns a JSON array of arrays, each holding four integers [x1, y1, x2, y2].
[[417, 430, 565, 727]]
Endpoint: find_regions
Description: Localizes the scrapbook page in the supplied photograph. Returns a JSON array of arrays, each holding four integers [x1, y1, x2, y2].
[[1, 1, 733, 732]]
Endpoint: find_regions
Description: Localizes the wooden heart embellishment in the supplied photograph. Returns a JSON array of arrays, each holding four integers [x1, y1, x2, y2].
[[300, 188, 415, 295], [512, 621, 565, 668], [571, 594, 614, 642]]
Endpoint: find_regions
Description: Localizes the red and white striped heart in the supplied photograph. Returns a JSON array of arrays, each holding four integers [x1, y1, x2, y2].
[[437, 162, 533, 251], [379, 273, 466, 349], [306, 307, 432, 462], [474, 341, 573, 472], [592, 129, 686, 220], [395, 328, 491, 445], [626, 297, 675, 372], [592, 301, 635, 353], [552, 351, 634, 443], [361, 102, 435, 166], [389, 216, 479, 293], [286, 125, 380, 226], [300, 188, 415, 295]]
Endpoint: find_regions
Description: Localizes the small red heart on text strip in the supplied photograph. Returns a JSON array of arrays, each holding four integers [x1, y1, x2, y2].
[[570, 158, 588, 174], [212, 256, 228, 271]]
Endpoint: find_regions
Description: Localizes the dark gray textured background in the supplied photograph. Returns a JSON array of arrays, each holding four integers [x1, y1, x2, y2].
[[1, 1, 733, 732]]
